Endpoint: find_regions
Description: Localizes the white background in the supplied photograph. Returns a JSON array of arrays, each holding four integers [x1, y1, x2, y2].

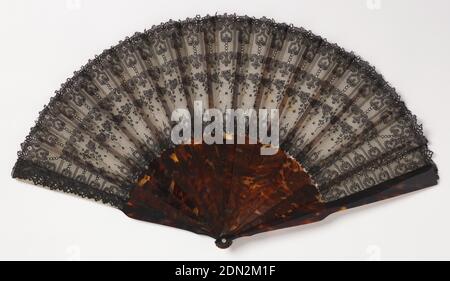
[[0, 0, 449, 260]]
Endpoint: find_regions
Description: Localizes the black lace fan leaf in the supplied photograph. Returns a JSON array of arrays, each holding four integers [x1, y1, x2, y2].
[[12, 14, 438, 249]]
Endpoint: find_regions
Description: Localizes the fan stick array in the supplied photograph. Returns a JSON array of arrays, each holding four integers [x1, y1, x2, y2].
[[13, 15, 438, 247]]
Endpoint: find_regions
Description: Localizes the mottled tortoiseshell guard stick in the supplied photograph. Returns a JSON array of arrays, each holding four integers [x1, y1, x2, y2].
[[122, 141, 437, 248]]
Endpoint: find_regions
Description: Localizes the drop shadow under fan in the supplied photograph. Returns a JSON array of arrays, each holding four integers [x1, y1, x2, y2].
[[12, 15, 438, 249]]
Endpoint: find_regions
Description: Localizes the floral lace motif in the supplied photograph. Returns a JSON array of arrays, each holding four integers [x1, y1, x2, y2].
[[13, 14, 437, 206]]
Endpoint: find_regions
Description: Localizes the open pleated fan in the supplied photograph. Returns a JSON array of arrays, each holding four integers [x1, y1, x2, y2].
[[13, 15, 438, 248]]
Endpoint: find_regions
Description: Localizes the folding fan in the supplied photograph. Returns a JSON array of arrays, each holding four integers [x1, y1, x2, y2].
[[12, 15, 438, 248]]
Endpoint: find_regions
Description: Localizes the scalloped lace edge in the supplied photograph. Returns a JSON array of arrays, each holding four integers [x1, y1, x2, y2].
[[13, 13, 439, 206]]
